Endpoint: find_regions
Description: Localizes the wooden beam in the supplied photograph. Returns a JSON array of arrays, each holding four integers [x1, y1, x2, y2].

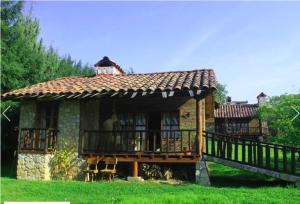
[[81, 93, 92, 98], [131, 92, 138, 98], [38, 94, 48, 99], [50, 95, 59, 99], [67, 93, 76, 99], [73, 93, 83, 99], [133, 161, 138, 177], [15, 95, 25, 99], [30, 94, 39, 98], [196, 98, 201, 156], [162, 91, 167, 98], [201, 99, 206, 153], [110, 92, 119, 97], [83, 154, 200, 163], [90, 92, 101, 98], [53, 95, 65, 100], [168, 91, 175, 97]]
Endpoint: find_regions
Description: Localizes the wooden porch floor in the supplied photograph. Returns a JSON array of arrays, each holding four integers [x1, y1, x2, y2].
[[82, 153, 201, 164]]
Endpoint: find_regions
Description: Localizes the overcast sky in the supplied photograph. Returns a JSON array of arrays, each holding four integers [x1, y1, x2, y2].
[[25, 1, 300, 103]]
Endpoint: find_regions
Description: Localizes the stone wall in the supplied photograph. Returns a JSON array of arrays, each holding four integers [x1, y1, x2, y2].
[[17, 100, 84, 180], [17, 153, 52, 180], [19, 101, 37, 129], [179, 98, 197, 130], [57, 100, 80, 149], [56, 100, 83, 179]]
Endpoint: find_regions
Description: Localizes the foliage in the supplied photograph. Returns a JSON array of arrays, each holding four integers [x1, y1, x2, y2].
[[1, 1, 95, 93], [49, 142, 79, 180], [257, 94, 300, 146], [1, 1, 94, 161], [126, 67, 135, 74], [214, 83, 228, 104]]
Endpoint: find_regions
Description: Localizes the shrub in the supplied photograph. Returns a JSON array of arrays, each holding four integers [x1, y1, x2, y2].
[[49, 142, 79, 180]]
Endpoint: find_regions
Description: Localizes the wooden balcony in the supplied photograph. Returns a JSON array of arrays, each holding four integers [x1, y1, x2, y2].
[[80, 129, 200, 163], [19, 128, 58, 153]]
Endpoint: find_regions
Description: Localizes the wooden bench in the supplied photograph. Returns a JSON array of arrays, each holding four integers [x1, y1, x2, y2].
[[100, 157, 118, 182], [83, 156, 101, 182]]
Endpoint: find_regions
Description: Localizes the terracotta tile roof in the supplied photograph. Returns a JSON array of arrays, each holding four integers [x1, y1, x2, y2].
[[214, 104, 258, 119], [2, 69, 216, 99]]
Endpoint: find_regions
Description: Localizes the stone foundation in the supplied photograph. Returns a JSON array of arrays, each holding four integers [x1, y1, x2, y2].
[[17, 153, 52, 180], [17, 152, 87, 180], [195, 160, 211, 186]]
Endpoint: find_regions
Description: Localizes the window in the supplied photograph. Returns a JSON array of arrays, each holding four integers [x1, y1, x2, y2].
[[114, 113, 146, 131], [114, 113, 147, 151], [38, 103, 59, 129], [162, 112, 179, 139]]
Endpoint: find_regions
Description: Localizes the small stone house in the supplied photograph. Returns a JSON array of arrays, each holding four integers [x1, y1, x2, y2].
[[2, 57, 217, 182], [213, 93, 269, 137]]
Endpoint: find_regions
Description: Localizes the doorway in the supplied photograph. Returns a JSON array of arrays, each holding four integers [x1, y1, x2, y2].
[[148, 112, 161, 151]]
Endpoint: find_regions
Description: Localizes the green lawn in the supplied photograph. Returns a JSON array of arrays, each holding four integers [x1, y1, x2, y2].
[[1, 162, 300, 204]]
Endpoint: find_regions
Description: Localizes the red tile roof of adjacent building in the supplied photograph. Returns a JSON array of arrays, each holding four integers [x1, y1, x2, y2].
[[2, 69, 217, 99], [214, 104, 258, 119]]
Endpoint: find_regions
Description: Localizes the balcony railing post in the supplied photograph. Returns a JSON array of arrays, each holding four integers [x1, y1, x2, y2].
[[80, 129, 84, 154], [44, 129, 49, 153]]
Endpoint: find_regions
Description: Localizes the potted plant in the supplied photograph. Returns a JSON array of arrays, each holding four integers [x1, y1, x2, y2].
[[183, 146, 191, 155]]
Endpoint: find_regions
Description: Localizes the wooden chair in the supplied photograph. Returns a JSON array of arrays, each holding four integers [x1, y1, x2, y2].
[[100, 157, 118, 182], [83, 156, 101, 182]]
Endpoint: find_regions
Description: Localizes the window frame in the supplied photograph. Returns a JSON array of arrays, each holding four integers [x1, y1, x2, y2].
[[161, 111, 180, 140], [37, 102, 59, 129]]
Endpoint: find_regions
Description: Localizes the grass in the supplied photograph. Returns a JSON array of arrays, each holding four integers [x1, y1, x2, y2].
[[1, 162, 300, 204]]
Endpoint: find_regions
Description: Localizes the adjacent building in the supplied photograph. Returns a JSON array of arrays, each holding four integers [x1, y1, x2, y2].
[[213, 93, 269, 137]]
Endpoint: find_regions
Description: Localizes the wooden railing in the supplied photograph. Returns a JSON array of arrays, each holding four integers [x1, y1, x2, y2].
[[19, 128, 58, 152], [80, 129, 197, 155], [203, 131, 300, 176]]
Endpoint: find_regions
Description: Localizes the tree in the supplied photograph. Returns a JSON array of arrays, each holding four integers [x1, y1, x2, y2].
[[214, 83, 228, 104], [126, 67, 135, 74], [1, 1, 94, 165], [257, 94, 300, 146]]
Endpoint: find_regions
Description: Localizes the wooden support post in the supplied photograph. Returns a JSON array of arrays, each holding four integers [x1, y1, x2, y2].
[[196, 97, 205, 156], [133, 161, 138, 177], [202, 99, 206, 153], [196, 98, 201, 156]]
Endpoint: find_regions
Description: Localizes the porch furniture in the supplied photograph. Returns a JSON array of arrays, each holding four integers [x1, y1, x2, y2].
[[100, 157, 118, 182], [83, 156, 101, 182]]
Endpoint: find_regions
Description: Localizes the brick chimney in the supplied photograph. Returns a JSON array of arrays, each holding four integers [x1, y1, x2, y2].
[[257, 92, 267, 106], [226, 96, 232, 104], [94, 56, 125, 76]]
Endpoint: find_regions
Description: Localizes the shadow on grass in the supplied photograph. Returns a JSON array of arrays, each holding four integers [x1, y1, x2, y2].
[[208, 162, 291, 188], [1, 160, 17, 179], [210, 175, 289, 188]]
